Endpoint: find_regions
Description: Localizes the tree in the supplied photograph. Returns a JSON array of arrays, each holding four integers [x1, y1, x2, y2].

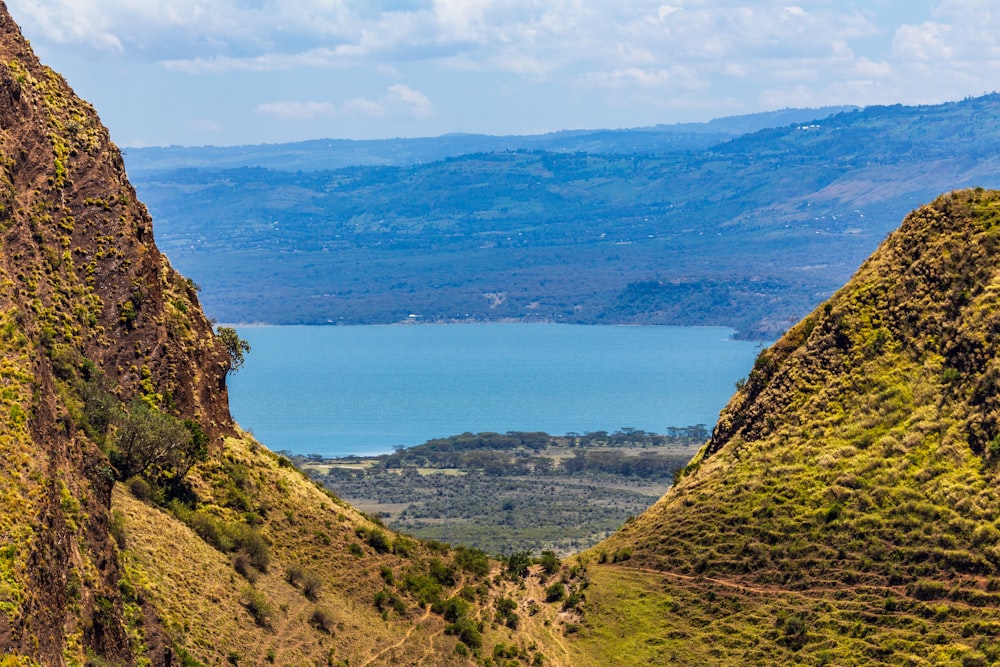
[[217, 327, 251, 375], [111, 400, 208, 482]]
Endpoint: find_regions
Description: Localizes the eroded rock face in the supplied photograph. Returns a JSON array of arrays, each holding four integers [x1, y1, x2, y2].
[[0, 3, 233, 663], [0, 6, 232, 436]]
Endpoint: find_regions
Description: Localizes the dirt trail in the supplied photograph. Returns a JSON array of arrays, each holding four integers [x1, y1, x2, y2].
[[359, 605, 433, 667], [615, 564, 909, 598]]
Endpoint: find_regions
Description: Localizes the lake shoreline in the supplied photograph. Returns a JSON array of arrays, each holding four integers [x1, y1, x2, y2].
[[227, 323, 765, 457]]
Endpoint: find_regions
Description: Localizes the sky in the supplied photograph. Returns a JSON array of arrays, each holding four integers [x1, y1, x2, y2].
[[6, 0, 999, 147]]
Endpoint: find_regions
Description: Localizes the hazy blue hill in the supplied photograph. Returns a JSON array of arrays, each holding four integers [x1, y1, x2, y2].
[[124, 106, 856, 173], [131, 96, 1000, 338]]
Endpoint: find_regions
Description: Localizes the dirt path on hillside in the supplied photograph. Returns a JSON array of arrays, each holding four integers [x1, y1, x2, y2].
[[615, 564, 909, 598], [360, 605, 432, 667]]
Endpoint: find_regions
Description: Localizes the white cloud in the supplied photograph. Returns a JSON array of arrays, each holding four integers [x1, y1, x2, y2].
[[892, 22, 953, 62], [387, 84, 433, 117], [256, 101, 339, 121], [256, 85, 432, 122], [9, 0, 1000, 143]]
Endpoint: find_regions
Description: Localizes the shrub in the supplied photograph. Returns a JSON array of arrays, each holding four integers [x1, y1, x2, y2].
[[374, 589, 407, 616], [545, 582, 566, 603], [909, 579, 947, 601], [233, 553, 257, 582], [302, 572, 323, 601], [505, 551, 532, 579], [286, 564, 305, 586], [612, 547, 632, 563], [404, 572, 443, 607], [428, 558, 456, 586], [365, 529, 391, 554], [454, 546, 490, 577], [439, 596, 470, 622], [243, 587, 274, 628], [538, 550, 560, 577], [310, 608, 336, 634], [218, 327, 251, 375], [109, 510, 127, 550], [127, 476, 151, 502], [445, 617, 482, 649], [562, 591, 583, 611], [110, 400, 205, 482], [230, 524, 270, 572]]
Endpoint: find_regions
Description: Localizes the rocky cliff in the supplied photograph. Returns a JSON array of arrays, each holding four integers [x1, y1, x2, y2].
[[0, 2, 232, 662]]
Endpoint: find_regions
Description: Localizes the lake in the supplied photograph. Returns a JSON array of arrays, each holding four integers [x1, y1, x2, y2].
[[226, 324, 765, 457]]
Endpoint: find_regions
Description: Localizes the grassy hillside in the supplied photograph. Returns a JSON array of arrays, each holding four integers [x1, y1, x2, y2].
[[0, 5, 578, 664], [11, 0, 1000, 663], [576, 188, 1000, 664], [114, 430, 581, 666]]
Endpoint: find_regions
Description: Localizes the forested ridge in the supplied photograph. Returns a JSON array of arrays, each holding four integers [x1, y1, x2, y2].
[[133, 95, 1000, 338]]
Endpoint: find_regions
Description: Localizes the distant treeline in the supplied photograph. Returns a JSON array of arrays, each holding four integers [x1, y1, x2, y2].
[[293, 426, 708, 480]]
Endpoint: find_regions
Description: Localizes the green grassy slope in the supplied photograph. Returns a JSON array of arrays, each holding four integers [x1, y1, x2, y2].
[[115, 431, 579, 666], [577, 189, 1000, 664]]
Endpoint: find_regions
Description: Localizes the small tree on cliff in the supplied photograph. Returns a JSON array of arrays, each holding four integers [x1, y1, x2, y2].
[[217, 327, 251, 375]]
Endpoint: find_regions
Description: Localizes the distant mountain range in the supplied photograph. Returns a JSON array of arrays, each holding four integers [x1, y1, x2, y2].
[[124, 106, 858, 173], [127, 96, 1000, 338]]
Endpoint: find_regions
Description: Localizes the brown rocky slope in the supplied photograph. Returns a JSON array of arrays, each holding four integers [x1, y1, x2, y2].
[[0, 6, 575, 665], [0, 2, 232, 663]]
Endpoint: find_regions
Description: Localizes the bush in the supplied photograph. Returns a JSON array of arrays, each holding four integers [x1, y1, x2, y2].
[[562, 591, 583, 611], [439, 596, 470, 623], [243, 587, 274, 628], [404, 572, 444, 607], [908, 579, 947, 601], [393, 535, 415, 557], [374, 589, 407, 616], [233, 553, 257, 582], [109, 511, 127, 550], [218, 327, 251, 375], [428, 558, 456, 586], [506, 551, 532, 579], [127, 476, 151, 502], [445, 617, 482, 649], [230, 523, 270, 572], [286, 564, 306, 586], [538, 550, 560, 577], [545, 582, 566, 603], [310, 608, 336, 634], [110, 400, 205, 482], [454, 546, 490, 577], [302, 572, 323, 601]]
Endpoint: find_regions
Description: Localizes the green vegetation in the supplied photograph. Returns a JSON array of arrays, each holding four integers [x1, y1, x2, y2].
[[133, 95, 1000, 338], [295, 429, 701, 554], [216, 326, 250, 374], [577, 189, 1000, 664]]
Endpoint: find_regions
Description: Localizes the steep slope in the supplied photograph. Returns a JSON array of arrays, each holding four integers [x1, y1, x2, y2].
[[0, 3, 234, 663], [580, 188, 1000, 664], [0, 6, 577, 665]]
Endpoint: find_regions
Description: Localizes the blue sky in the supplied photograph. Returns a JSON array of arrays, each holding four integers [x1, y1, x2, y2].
[[7, 1, 998, 147]]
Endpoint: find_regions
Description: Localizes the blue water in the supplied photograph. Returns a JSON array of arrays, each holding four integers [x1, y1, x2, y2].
[[226, 324, 764, 457]]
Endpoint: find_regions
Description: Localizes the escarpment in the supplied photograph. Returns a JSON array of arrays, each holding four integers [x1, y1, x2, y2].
[[0, 3, 232, 663]]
